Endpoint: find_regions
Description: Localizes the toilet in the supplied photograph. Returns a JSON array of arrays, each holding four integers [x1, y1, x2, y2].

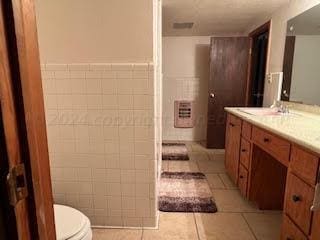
[[54, 204, 92, 240]]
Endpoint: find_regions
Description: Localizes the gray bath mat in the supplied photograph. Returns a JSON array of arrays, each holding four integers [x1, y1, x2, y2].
[[162, 143, 189, 161], [159, 172, 217, 213]]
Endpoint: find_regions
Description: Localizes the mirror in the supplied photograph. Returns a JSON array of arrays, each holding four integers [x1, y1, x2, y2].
[[281, 4, 320, 105]]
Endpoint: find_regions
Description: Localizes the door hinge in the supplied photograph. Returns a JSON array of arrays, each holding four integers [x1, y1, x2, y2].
[[7, 163, 28, 206]]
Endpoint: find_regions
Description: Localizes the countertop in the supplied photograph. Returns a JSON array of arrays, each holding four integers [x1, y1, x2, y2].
[[225, 107, 320, 155]]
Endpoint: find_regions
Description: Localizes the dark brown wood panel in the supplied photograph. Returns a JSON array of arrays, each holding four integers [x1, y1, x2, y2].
[[281, 36, 296, 101], [207, 37, 249, 149], [0, 2, 31, 239], [246, 21, 270, 107]]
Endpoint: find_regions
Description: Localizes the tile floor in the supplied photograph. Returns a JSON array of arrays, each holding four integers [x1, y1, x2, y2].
[[92, 142, 282, 240]]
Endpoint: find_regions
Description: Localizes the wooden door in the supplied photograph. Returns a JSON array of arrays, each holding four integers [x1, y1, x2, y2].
[[207, 37, 249, 149], [0, 1, 55, 239], [246, 21, 270, 107], [0, 113, 19, 240], [225, 114, 242, 184]]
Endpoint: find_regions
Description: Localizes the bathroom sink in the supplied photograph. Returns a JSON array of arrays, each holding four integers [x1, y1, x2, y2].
[[238, 108, 285, 116]]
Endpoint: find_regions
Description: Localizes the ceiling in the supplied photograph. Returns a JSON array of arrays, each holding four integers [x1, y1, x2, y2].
[[163, 0, 289, 36]]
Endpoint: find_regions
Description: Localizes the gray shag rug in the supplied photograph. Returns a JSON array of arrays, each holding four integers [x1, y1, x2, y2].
[[162, 143, 189, 161], [159, 172, 217, 213]]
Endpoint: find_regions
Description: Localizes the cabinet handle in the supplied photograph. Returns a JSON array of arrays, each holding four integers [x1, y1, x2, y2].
[[241, 149, 246, 153], [292, 195, 301, 202], [286, 237, 294, 240], [230, 123, 235, 127], [239, 175, 244, 179], [263, 138, 270, 143]]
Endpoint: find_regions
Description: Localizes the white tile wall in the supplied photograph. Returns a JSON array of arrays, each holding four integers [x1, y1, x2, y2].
[[162, 77, 208, 141], [41, 63, 157, 228]]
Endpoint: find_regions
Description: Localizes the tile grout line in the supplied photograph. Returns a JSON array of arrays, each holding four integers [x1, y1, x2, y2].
[[189, 142, 205, 240], [193, 212, 201, 240], [141, 227, 144, 240], [217, 173, 228, 189], [241, 213, 258, 240]]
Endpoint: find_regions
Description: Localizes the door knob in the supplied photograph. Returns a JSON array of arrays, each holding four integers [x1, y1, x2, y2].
[[210, 93, 215, 98]]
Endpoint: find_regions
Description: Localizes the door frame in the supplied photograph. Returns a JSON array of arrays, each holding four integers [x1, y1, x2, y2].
[[245, 21, 271, 106], [281, 36, 296, 101], [0, 0, 55, 239]]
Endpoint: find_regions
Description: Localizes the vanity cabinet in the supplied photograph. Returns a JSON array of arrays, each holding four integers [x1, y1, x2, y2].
[[281, 215, 308, 240], [311, 212, 320, 239], [224, 113, 320, 240], [240, 138, 250, 168], [284, 173, 314, 235], [225, 114, 242, 184]]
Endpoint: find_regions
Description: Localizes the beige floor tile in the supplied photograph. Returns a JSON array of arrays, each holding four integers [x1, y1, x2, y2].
[[190, 142, 208, 152], [205, 174, 226, 189], [161, 161, 169, 172], [92, 228, 142, 240], [186, 145, 194, 153], [243, 213, 282, 240], [208, 153, 225, 161], [189, 152, 210, 162], [219, 173, 237, 189], [168, 160, 199, 172], [206, 149, 225, 155], [212, 189, 260, 213], [195, 213, 256, 240], [143, 213, 198, 240], [197, 158, 226, 173]]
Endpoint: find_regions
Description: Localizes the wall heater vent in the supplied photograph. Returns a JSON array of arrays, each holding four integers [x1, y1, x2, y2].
[[174, 100, 194, 128]]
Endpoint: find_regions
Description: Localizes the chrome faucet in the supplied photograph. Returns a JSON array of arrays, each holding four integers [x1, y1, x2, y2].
[[278, 104, 289, 114]]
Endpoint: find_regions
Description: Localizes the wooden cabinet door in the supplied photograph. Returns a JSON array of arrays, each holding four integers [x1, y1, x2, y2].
[[311, 212, 320, 240], [240, 138, 250, 169], [238, 164, 249, 197], [284, 173, 314, 235], [225, 114, 242, 184], [281, 215, 307, 240], [0, 1, 55, 239]]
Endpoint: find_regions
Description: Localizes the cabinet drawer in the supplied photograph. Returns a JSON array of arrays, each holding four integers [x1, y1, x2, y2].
[[240, 138, 250, 169], [252, 127, 290, 166], [225, 114, 242, 184], [290, 146, 319, 186], [284, 173, 314, 235], [228, 114, 242, 128], [281, 215, 307, 240], [242, 121, 252, 140], [238, 164, 248, 197]]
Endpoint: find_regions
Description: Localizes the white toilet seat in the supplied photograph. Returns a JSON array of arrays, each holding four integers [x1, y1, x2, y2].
[[54, 204, 92, 240]]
